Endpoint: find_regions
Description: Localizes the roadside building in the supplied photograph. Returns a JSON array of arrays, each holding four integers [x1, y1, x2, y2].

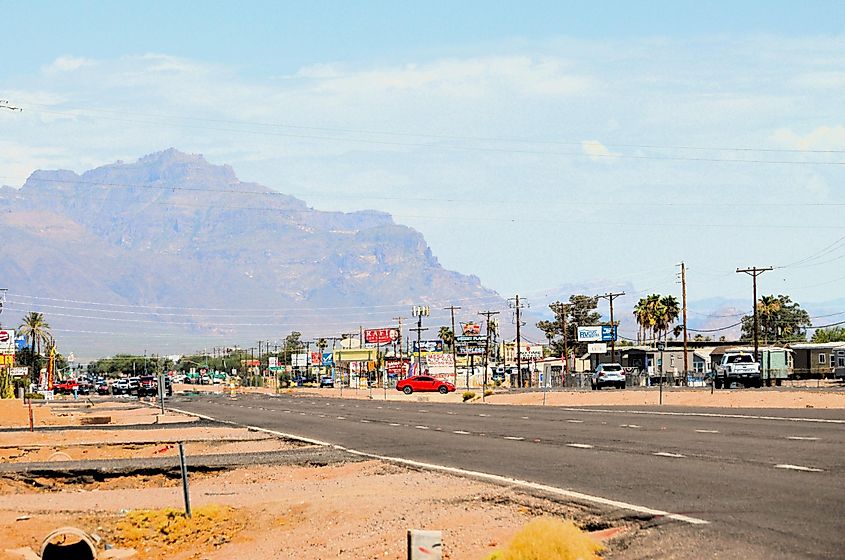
[[789, 342, 845, 379]]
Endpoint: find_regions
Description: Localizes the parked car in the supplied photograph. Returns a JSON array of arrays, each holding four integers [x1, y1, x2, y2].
[[128, 376, 140, 395], [591, 363, 626, 390], [112, 378, 130, 395], [77, 379, 95, 395], [714, 351, 761, 389], [319, 376, 334, 388], [137, 375, 157, 397], [96, 380, 110, 395], [396, 375, 455, 395], [53, 379, 78, 395]]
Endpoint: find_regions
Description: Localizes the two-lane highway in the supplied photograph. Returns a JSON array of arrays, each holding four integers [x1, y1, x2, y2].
[[172, 393, 844, 559]]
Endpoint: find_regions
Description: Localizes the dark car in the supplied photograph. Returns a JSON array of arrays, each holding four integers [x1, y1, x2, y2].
[[137, 375, 157, 397], [96, 380, 110, 395], [319, 376, 334, 388], [396, 375, 455, 395]]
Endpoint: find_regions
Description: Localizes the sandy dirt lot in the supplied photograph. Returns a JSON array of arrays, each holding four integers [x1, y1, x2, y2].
[[181, 383, 845, 408], [0, 399, 197, 429], [0, 460, 619, 560]]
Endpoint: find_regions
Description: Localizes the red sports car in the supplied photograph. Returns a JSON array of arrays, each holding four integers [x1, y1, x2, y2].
[[396, 375, 456, 395]]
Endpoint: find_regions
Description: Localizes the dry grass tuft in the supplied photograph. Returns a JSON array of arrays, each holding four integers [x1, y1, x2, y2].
[[485, 517, 603, 560]]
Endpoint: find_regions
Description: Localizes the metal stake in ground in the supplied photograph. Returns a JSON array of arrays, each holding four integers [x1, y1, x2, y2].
[[178, 442, 192, 518]]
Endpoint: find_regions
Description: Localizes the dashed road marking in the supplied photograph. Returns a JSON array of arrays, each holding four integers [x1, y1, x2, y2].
[[415, 425, 430, 430], [479, 413, 490, 417], [786, 436, 819, 441], [503, 436, 524, 441], [695, 429, 719, 433], [653, 452, 685, 458], [521, 416, 529, 420], [389, 423, 400, 427], [360, 419, 371, 423], [620, 424, 641, 428], [567, 419, 584, 423], [336, 416, 346, 420], [557, 407, 845, 424], [775, 464, 824, 472], [567, 443, 594, 449], [453, 430, 470, 435]]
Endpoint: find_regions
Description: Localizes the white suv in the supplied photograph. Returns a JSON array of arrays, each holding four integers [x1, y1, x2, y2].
[[592, 363, 626, 390]]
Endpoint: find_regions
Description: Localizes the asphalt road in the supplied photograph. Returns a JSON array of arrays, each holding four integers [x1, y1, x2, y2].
[[171, 392, 845, 559]]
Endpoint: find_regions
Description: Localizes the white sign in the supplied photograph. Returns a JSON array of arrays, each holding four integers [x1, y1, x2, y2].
[[268, 356, 278, 368], [11, 367, 28, 377], [291, 353, 308, 367], [587, 343, 608, 354], [425, 353, 454, 367], [0, 330, 15, 353]]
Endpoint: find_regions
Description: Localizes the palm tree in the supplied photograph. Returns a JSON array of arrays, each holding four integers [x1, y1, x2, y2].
[[18, 312, 52, 363], [658, 296, 681, 341], [438, 326, 454, 350]]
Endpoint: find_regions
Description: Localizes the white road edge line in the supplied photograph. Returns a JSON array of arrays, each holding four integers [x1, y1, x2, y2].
[[566, 443, 594, 449], [786, 436, 819, 441], [653, 452, 686, 458], [168, 407, 709, 526], [415, 425, 430, 430], [774, 464, 824, 472], [557, 407, 845, 424], [453, 430, 470, 435], [503, 436, 524, 440], [695, 429, 719, 434]]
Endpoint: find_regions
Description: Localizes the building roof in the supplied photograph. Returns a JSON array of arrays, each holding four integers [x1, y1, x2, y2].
[[789, 342, 845, 350]]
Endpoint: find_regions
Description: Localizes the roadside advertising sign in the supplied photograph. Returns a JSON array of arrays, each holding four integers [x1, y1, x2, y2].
[[385, 358, 409, 376], [268, 357, 278, 368], [0, 330, 15, 353], [321, 352, 334, 366], [460, 322, 481, 335], [576, 325, 617, 342], [364, 328, 400, 345], [0, 354, 13, 366], [587, 343, 608, 354], [455, 335, 485, 344], [11, 367, 28, 377], [15, 338, 26, 352], [425, 353, 454, 367], [412, 339, 444, 353], [292, 353, 308, 367], [456, 345, 485, 356], [310, 351, 322, 365]]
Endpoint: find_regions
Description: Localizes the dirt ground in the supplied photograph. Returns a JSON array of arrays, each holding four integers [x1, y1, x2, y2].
[[0, 399, 197, 429], [0, 460, 621, 560], [181, 383, 845, 408]]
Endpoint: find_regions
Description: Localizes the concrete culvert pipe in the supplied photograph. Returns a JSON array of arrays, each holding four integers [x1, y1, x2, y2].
[[40, 527, 98, 560]]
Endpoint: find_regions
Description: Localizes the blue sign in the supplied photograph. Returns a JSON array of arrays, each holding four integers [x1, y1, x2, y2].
[[577, 326, 618, 342], [601, 326, 618, 342], [321, 352, 334, 366], [15, 338, 27, 352], [413, 340, 444, 353]]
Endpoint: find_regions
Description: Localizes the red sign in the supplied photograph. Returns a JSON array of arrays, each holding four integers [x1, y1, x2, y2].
[[310, 352, 322, 365], [0, 331, 10, 342], [461, 322, 481, 335], [364, 328, 400, 345], [385, 358, 409, 376]]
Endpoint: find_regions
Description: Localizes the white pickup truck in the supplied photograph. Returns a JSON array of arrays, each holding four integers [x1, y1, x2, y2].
[[714, 352, 762, 389]]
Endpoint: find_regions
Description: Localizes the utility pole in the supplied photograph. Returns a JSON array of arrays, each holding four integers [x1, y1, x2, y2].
[[737, 266, 773, 384], [597, 292, 625, 363], [443, 305, 461, 385], [479, 310, 500, 400], [410, 306, 430, 373], [678, 263, 689, 383], [508, 295, 529, 387]]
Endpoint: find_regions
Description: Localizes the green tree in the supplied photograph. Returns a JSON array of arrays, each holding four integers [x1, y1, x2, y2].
[[811, 326, 845, 343], [536, 295, 601, 359], [740, 294, 810, 344], [18, 312, 52, 364], [438, 326, 454, 350], [283, 331, 305, 353], [633, 295, 680, 343]]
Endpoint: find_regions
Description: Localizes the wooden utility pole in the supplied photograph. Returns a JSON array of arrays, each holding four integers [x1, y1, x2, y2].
[[597, 292, 625, 363], [508, 295, 528, 387], [680, 263, 689, 380], [478, 310, 500, 398], [443, 305, 461, 385], [737, 266, 773, 383]]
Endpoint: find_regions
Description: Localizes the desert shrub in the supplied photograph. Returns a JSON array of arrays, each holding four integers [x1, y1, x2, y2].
[[484, 389, 494, 397], [25, 392, 45, 400], [462, 391, 476, 402], [486, 517, 602, 560]]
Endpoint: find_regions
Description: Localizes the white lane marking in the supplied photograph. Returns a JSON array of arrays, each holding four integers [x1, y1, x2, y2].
[[377, 406, 383, 409], [418, 410, 428, 413], [389, 423, 400, 427], [172, 407, 709, 525], [299, 412, 306, 416], [557, 407, 845, 424], [479, 413, 490, 417], [786, 436, 819, 441], [503, 436, 524, 441], [318, 414, 326, 418], [447, 411, 456, 415], [620, 424, 641, 429], [695, 429, 719, 433], [415, 425, 430, 430], [567, 443, 594, 449], [521, 416, 529, 420], [453, 430, 470, 435], [336, 416, 346, 420], [653, 452, 685, 458], [567, 419, 584, 423], [360, 420, 371, 423], [775, 464, 824, 473]]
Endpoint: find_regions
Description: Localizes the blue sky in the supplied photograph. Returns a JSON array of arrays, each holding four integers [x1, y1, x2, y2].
[[2, 1, 844, 313]]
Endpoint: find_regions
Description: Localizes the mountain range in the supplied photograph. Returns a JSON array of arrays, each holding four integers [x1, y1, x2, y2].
[[0, 149, 501, 358]]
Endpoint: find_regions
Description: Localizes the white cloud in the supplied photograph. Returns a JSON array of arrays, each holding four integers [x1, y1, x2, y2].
[[772, 125, 845, 151], [43, 55, 95, 73]]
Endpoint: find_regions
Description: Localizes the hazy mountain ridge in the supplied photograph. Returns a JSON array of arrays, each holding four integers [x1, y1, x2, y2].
[[0, 149, 499, 354]]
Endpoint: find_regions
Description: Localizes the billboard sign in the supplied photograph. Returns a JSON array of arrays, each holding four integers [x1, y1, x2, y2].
[[587, 343, 608, 354], [291, 353, 308, 367], [461, 322, 481, 335], [576, 325, 617, 342], [364, 328, 400, 345], [11, 367, 28, 378], [456, 344, 486, 356], [310, 351, 322, 365], [425, 353, 454, 367], [268, 357, 278, 368], [321, 352, 334, 366], [0, 330, 15, 353], [412, 339, 444, 353], [0, 354, 13, 366], [385, 358, 409, 376]]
